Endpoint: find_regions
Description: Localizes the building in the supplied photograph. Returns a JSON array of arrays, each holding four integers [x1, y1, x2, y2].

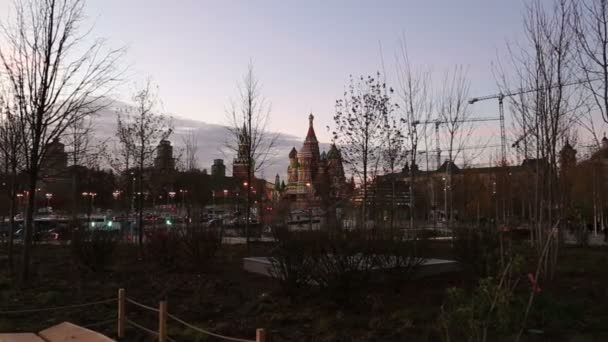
[[284, 113, 347, 209], [154, 139, 175, 171], [41, 138, 68, 178], [232, 124, 252, 180], [211, 159, 226, 177]]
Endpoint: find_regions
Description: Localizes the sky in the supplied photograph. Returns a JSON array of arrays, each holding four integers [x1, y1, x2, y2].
[[0, 0, 538, 166], [3, 0, 525, 143]]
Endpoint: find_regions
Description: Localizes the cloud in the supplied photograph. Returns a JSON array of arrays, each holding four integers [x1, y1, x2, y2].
[[88, 100, 331, 181]]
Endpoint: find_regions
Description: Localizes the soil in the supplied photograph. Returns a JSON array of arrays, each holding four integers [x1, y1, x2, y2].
[[0, 241, 607, 341]]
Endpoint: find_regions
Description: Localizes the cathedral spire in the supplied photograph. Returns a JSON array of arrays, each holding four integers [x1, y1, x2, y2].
[[305, 113, 318, 143]]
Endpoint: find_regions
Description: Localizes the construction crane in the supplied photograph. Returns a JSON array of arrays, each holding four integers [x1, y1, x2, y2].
[[469, 77, 602, 163], [412, 117, 500, 169]]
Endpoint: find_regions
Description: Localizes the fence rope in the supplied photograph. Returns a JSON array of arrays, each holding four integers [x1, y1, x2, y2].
[[126, 297, 159, 313], [125, 318, 176, 342], [125, 318, 158, 336], [82, 318, 116, 329], [0, 298, 116, 315], [167, 312, 255, 342]]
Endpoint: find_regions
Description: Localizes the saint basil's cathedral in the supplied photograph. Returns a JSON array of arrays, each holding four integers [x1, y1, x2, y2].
[[283, 113, 349, 209]]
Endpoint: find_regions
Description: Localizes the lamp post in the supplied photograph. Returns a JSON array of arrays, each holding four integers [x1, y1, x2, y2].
[[179, 189, 188, 220], [168, 191, 176, 208], [442, 177, 448, 225], [130, 172, 136, 214], [81, 192, 97, 225], [16, 193, 23, 216], [306, 182, 312, 231], [45, 193, 53, 209], [112, 190, 121, 219], [82, 192, 90, 224], [210, 190, 216, 218]]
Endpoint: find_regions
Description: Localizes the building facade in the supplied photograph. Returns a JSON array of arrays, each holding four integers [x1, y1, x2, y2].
[[284, 113, 347, 208]]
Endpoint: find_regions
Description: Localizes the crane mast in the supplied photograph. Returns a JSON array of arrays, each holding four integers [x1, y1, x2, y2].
[[412, 116, 500, 169]]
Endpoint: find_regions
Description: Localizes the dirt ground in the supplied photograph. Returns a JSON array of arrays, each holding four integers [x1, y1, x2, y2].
[[0, 241, 607, 341]]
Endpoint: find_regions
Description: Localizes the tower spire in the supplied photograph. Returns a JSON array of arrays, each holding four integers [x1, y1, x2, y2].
[[309, 112, 314, 127]]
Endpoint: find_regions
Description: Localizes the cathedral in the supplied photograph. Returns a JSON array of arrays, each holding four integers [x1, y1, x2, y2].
[[284, 113, 347, 208]]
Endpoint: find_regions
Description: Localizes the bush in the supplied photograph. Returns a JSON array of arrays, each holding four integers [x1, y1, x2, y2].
[[145, 224, 222, 271], [145, 228, 181, 267], [269, 227, 319, 295], [371, 229, 426, 289], [452, 226, 503, 278], [439, 255, 525, 341], [179, 225, 222, 272], [269, 227, 427, 301], [71, 229, 119, 272], [310, 229, 377, 299]]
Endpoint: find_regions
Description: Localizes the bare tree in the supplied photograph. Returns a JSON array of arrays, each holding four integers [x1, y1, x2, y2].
[[117, 81, 172, 255], [438, 66, 473, 226], [395, 38, 433, 229], [182, 129, 199, 171], [572, 0, 608, 125], [332, 73, 394, 227], [109, 116, 136, 238], [226, 63, 277, 250], [64, 117, 107, 220], [499, 0, 584, 279], [0, 0, 124, 282], [0, 89, 24, 274], [381, 114, 405, 230]]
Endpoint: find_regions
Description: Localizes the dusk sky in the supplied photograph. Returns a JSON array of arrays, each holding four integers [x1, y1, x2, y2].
[[0, 0, 527, 143]]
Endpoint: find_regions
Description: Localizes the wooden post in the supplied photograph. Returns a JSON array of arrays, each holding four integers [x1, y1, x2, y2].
[[117, 288, 125, 338], [256, 328, 266, 342], [158, 300, 167, 342]]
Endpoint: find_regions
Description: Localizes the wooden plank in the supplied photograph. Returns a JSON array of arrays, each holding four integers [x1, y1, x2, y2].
[[38, 322, 114, 342]]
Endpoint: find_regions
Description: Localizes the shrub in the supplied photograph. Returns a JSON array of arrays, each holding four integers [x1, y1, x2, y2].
[[269, 227, 319, 295], [70, 229, 119, 273], [310, 230, 377, 300], [269, 227, 427, 300], [371, 229, 426, 288], [145, 228, 181, 267], [452, 226, 503, 278], [439, 256, 525, 341], [178, 225, 222, 272]]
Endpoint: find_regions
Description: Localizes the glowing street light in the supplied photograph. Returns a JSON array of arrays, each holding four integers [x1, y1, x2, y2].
[[45, 193, 53, 208]]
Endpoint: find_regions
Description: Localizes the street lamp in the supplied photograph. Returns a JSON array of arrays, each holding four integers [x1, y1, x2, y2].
[[306, 182, 312, 230], [16, 193, 23, 215], [45, 193, 53, 208], [168, 191, 176, 207]]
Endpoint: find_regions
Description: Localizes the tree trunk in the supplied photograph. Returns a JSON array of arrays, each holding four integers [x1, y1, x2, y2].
[[20, 167, 38, 284], [137, 151, 144, 257], [245, 169, 251, 253], [7, 170, 17, 274]]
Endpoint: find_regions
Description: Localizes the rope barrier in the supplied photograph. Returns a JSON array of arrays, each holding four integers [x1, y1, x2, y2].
[[82, 318, 116, 329], [125, 318, 176, 342], [167, 312, 255, 342], [125, 318, 158, 336], [0, 298, 116, 315], [126, 297, 159, 313]]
